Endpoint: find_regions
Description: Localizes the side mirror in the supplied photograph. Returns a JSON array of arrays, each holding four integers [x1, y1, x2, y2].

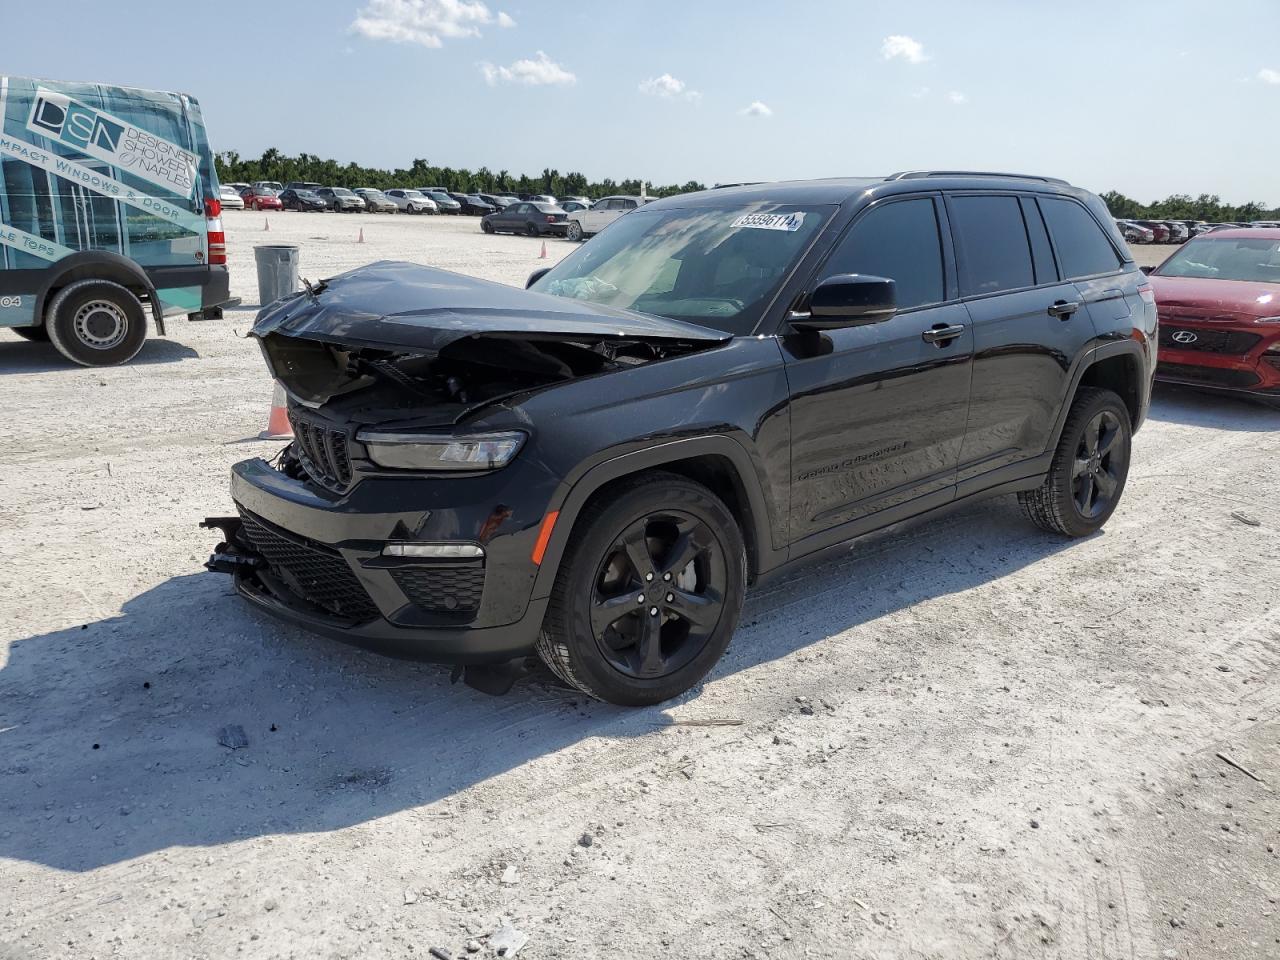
[[791, 274, 897, 331], [526, 267, 551, 289], [1139, 265, 1154, 276]]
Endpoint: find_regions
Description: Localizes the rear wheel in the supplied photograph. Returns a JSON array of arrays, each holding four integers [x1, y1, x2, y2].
[[566, 220, 583, 242], [1019, 386, 1132, 537], [536, 473, 747, 706], [45, 279, 148, 367]]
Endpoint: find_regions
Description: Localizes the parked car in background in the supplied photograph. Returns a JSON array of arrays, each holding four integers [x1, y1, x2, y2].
[[252, 180, 284, 193], [1116, 220, 1154, 244], [560, 195, 591, 206], [478, 193, 515, 209], [225, 182, 252, 194], [1162, 221, 1189, 243], [1250, 220, 1280, 229], [207, 172, 1153, 705], [561, 200, 591, 214], [565, 195, 648, 242], [218, 184, 245, 209], [422, 190, 462, 214], [1131, 220, 1170, 243], [315, 187, 365, 212], [241, 186, 283, 211], [1148, 227, 1280, 399], [279, 188, 327, 212], [449, 194, 496, 216], [354, 188, 397, 213], [386, 189, 437, 214], [529, 194, 557, 205], [284, 181, 324, 194], [0, 73, 232, 365], [481, 200, 568, 236]]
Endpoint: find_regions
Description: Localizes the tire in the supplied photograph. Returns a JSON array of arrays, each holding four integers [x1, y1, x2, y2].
[[45, 279, 148, 367], [12, 325, 50, 342], [482, 219, 494, 234], [525, 222, 539, 237], [535, 472, 747, 706], [1018, 386, 1132, 537], [566, 220, 583, 242]]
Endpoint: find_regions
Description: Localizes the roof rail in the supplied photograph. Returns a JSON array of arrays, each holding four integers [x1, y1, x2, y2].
[[885, 170, 1070, 186]]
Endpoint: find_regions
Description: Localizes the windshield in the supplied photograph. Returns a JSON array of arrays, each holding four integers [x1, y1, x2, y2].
[[1156, 235, 1280, 283], [531, 204, 833, 335], [333, 188, 356, 197]]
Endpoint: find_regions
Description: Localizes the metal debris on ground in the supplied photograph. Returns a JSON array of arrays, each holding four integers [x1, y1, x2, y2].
[[217, 725, 249, 750], [651, 718, 744, 727], [403, 888, 418, 905], [489, 919, 529, 957], [1216, 751, 1265, 783], [428, 948, 454, 960], [1230, 511, 1261, 527]]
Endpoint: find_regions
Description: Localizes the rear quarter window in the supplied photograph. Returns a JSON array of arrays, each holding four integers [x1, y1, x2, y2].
[[1039, 198, 1122, 279], [949, 195, 1035, 296]]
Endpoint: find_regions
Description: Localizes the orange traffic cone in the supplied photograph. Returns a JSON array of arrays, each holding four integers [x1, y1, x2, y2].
[[264, 217, 270, 231], [259, 382, 293, 440], [357, 227, 365, 244], [539, 241, 547, 259]]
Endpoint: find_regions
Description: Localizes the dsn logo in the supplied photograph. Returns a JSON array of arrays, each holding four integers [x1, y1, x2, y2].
[[29, 93, 123, 155]]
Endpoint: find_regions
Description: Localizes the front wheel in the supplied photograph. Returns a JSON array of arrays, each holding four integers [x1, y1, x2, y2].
[[566, 220, 583, 242], [525, 222, 539, 237], [536, 473, 747, 706], [1018, 386, 1132, 537], [45, 279, 148, 366], [482, 219, 494, 234]]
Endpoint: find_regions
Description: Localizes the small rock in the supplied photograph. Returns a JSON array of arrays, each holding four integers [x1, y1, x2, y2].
[[1216, 665, 1231, 673], [263, 899, 278, 912], [1030, 820, 1040, 829], [578, 833, 594, 848], [217, 725, 249, 750], [490, 920, 528, 957], [500, 865, 518, 885], [404, 888, 418, 905], [466, 941, 481, 954], [799, 704, 814, 716]]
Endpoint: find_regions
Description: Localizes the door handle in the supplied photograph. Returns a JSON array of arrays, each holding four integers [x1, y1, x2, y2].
[[921, 323, 965, 344], [1048, 299, 1081, 319]]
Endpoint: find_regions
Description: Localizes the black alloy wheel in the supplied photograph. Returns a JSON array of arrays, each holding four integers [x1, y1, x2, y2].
[[525, 222, 539, 237], [589, 512, 727, 681], [1071, 409, 1125, 519]]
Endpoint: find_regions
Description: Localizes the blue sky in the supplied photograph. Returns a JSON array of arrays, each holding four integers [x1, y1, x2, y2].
[[5, 0, 1280, 203]]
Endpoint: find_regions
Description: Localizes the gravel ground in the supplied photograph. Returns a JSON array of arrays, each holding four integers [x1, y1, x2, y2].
[[1, 213, 1277, 960]]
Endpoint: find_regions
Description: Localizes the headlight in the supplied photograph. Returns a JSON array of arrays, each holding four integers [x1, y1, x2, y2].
[[357, 430, 526, 471]]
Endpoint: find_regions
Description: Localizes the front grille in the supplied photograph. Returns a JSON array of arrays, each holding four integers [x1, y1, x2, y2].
[[237, 509, 379, 622], [1158, 327, 1263, 355], [391, 564, 485, 614], [287, 408, 353, 492], [1156, 363, 1261, 389]]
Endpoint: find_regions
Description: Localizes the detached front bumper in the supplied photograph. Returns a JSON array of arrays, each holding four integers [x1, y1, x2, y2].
[[204, 457, 558, 664]]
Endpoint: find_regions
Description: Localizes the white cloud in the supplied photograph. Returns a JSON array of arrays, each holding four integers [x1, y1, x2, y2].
[[1259, 67, 1280, 85], [479, 51, 576, 86], [740, 100, 772, 117], [946, 90, 967, 104], [638, 74, 701, 101], [350, 0, 514, 48], [882, 35, 929, 64]]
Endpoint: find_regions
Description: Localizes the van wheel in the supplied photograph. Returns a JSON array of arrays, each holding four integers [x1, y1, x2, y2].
[[12, 326, 50, 342], [46, 280, 148, 367], [535, 473, 747, 706], [1019, 387, 1132, 537]]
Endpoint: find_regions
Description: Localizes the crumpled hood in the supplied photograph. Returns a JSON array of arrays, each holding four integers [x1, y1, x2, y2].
[[252, 260, 731, 353]]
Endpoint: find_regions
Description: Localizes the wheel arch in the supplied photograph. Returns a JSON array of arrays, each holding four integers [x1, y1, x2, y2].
[[35, 252, 163, 335], [530, 436, 781, 601], [1049, 340, 1150, 450]]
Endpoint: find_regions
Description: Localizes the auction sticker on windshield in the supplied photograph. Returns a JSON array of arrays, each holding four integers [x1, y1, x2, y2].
[[731, 212, 805, 231]]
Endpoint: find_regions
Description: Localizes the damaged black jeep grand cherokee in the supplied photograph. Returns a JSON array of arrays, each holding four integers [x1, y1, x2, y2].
[[206, 172, 1156, 706]]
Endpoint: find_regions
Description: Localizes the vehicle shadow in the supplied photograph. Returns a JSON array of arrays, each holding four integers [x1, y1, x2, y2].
[[1147, 382, 1280, 431], [0, 497, 1074, 872], [0, 336, 199, 372]]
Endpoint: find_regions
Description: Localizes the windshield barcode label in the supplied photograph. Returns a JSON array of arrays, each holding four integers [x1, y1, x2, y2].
[[731, 212, 805, 232]]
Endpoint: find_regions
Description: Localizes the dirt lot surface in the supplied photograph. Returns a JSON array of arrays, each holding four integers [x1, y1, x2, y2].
[[1, 214, 1277, 960]]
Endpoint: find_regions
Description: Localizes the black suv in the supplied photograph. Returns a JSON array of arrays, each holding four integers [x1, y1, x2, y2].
[[205, 172, 1156, 705]]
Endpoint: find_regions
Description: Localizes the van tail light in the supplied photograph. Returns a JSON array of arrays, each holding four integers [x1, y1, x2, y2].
[[204, 196, 226, 265], [1138, 283, 1156, 306]]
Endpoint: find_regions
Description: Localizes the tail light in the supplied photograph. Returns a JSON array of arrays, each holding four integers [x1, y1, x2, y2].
[[204, 196, 226, 265]]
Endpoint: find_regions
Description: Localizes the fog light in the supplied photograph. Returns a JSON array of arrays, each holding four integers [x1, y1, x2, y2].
[[383, 543, 485, 559]]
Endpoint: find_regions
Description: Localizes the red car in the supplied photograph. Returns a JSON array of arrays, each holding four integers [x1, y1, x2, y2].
[[1149, 227, 1280, 398], [241, 186, 283, 211]]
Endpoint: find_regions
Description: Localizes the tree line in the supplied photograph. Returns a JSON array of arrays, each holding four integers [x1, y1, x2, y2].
[[214, 150, 1277, 218], [214, 149, 706, 199], [1100, 191, 1278, 223]]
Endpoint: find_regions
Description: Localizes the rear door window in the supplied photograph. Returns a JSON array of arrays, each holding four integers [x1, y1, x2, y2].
[[949, 195, 1035, 296], [821, 197, 945, 310], [1038, 198, 1123, 279]]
